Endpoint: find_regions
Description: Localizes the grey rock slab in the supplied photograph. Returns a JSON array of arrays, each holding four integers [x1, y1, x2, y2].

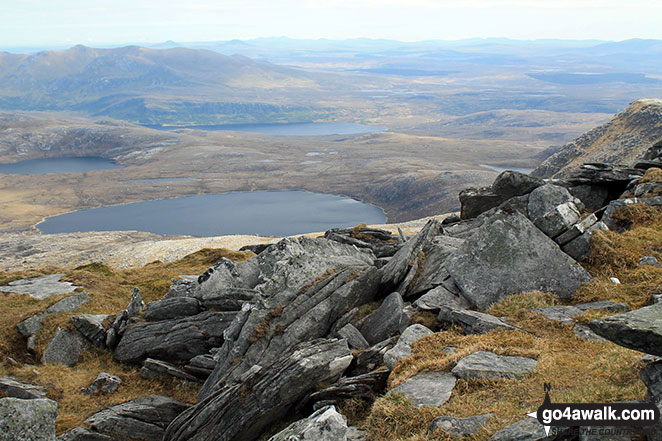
[[0, 377, 47, 399], [17, 314, 45, 338], [562, 221, 609, 262], [446, 210, 592, 309], [0, 397, 57, 441], [83, 373, 122, 395], [573, 324, 607, 342], [589, 303, 662, 355], [640, 255, 661, 267], [531, 306, 583, 324], [459, 187, 503, 219], [488, 417, 572, 441], [383, 324, 434, 370], [307, 369, 389, 405], [346, 426, 369, 441], [42, 327, 89, 367], [360, 292, 408, 345], [429, 413, 493, 437], [0, 274, 78, 299], [575, 300, 629, 313], [452, 351, 537, 380], [569, 184, 609, 212], [126, 288, 144, 319], [71, 314, 110, 348], [442, 308, 517, 334], [267, 405, 348, 441], [114, 310, 236, 364], [163, 339, 353, 441], [555, 213, 598, 246], [404, 235, 466, 297], [45, 292, 91, 314], [527, 184, 580, 222], [143, 297, 202, 321], [140, 359, 199, 382], [391, 371, 456, 408], [533, 201, 581, 239], [85, 395, 189, 441], [184, 354, 217, 379], [414, 284, 472, 312], [337, 323, 369, 350]]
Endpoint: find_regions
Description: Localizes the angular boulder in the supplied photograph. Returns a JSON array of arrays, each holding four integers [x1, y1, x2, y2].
[[143, 297, 202, 321], [383, 324, 434, 370], [491, 171, 543, 200], [390, 371, 456, 408], [441, 308, 517, 334], [451, 351, 537, 380], [360, 292, 409, 346], [446, 210, 592, 309], [429, 413, 493, 438], [0, 377, 47, 400], [42, 327, 89, 367], [71, 314, 110, 348], [589, 303, 662, 355], [164, 339, 353, 441], [268, 406, 348, 441]]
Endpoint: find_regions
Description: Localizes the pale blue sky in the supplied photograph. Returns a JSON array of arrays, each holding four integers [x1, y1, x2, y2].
[[1, 0, 660, 47]]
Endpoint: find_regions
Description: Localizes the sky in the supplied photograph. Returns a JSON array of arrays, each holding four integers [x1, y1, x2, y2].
[[0, 0, 661, 47]]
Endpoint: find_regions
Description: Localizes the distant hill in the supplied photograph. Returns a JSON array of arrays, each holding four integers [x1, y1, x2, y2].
[[531, 98, 662, 178], [0, 45, 356, 124]]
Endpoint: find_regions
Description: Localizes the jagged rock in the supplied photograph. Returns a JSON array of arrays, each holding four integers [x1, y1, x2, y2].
[[414, 284, 472, 312], [404, 236, 466, 297], [306, 369, 389, 407], [57, 427, 117, 441], [199, 288, 261, 311], [380, 219, 443, 293], [163, 339, 352, 441], [383, 324, 433, 370], [85, 395, 189, 441], [349, 337, 397, 376], [0, 397, 57, 441], [428, 413, 493, 438], [141, 359, 199, 382], [567, 163, 644, 185], [359, 292, 408, 346], [459, 187, 503, 220], [527, 184, 581, 223], [573, 324, 607, 342], [42, 327, 89, 367], [143, 297, 202, 321], [184, 354, 217, 379], [0, 377, 47, 399], [531, 306, 583, 324], [391, 371, 456, 408], [488, 417, 571, 441], [239, 243, 271, 255], [0, 273, 79, 299], [105, 288, 146, 351], [498, 194, 531, 215], [442, 213, 461, 224], [533, 202, 581, 239], [633, 182, 662, 197], [127, 288, 145, 318], [589, 303, 662, 355], [440, 308, 517, 334], [17, 292, 91, 342], [569, 185, 610, 212], [267, 406, 348, 441], [201, 265, 381, 398], [640, 255, 661, 267], [71, 314, 110, 348], [641, 361, 662, 403], [324, 226, 400, 258], [452, 351, 537, 379], [82, 373, 122, 395], [576, 300, 629, 313], [562, 221, 609, 261], [555, 213, 598, 246], [115, 311, 236, 364], [337, 324, 369, 350], [492, 171, 544, 200], [446, 210, 592, 309]]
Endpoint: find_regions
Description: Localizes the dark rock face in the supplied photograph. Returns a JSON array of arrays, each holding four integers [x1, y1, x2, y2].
[[143, 297, 202, 321], [324, 226, 401, 258], [42, 327, 89, 367], [58, 427, 117, 441], [491, 171, 544, 200], [305, 369, 389, 408], [140, 359, 199, 382], [0, 397, 57, 441], [85, 395, 190, 441], [441, 308, 517, 334], [459, 187, 503, 220], [446, 210, 592, 309], [360, 292, 408, 345], [164, 339, 352, 441], [114, 311, 237, 364], [589, 303, 662, 356], [71, 314, 110, 348], [383, 324, 433, 370], [0, 377, 47, 399]]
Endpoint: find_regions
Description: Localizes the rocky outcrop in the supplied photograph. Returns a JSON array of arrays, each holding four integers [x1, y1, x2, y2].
[[0, 273, 79, 299], [42, 327, 89, 367], [383, 324, 433, 369], [163, 339, 352, 441], [532, 98, 662, 179], [267, 406, 348, 441], [589, 303, 662, 356], [0, 377, 47, 400]]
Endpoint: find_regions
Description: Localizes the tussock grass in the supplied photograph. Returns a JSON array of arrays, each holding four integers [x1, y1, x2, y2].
[[0, 247, 251, 433], [638, 167, 662, 184]]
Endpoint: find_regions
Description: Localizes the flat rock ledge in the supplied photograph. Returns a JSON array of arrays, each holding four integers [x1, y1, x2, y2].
[[451, 351, 537, 380], [589, 303, 662, 356], [390, 371, 457, 408]]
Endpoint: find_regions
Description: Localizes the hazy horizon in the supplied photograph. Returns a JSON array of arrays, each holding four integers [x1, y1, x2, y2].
[[1, 0, 661, 48]]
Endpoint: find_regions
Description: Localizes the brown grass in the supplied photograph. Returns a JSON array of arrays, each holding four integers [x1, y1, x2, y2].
[[638, 167, 662, 184], [0, 247, 251, 434]]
